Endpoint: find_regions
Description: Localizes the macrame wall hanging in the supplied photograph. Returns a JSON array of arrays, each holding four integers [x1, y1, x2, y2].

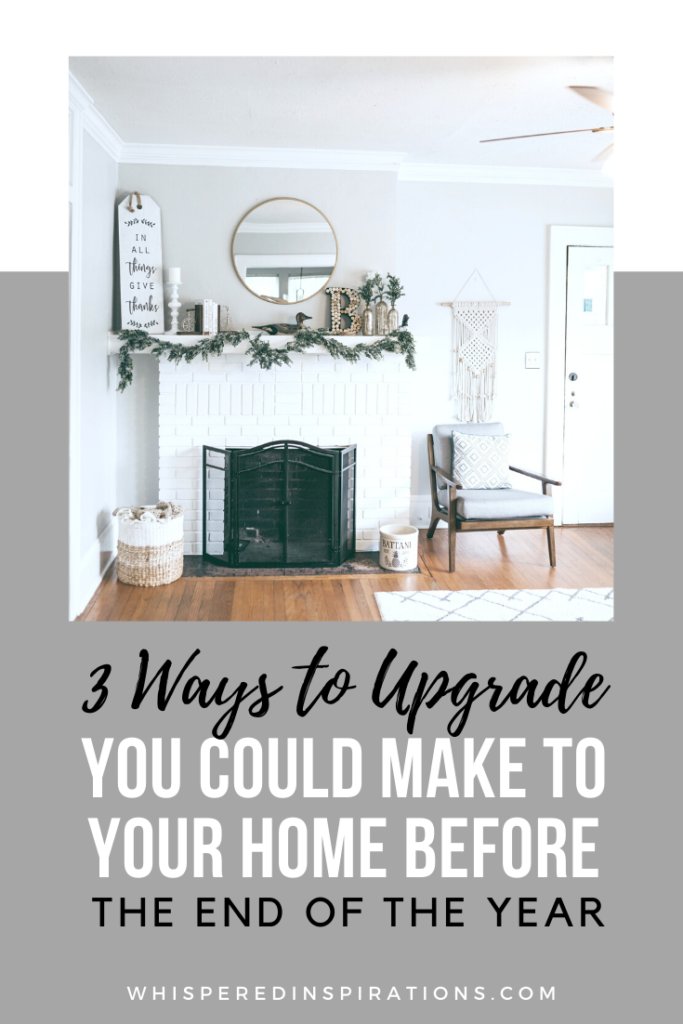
[[441, 270, 510, 423]]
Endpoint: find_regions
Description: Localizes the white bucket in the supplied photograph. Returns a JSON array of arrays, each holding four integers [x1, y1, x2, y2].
[[379, 523, 419, 571]]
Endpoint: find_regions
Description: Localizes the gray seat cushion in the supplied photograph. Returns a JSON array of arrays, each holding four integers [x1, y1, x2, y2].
[[452, 488, 554, 520], [433, 422, 505, 491]]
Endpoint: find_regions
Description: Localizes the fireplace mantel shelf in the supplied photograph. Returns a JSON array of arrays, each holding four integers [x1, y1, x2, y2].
[[107, 331, 391, 355]]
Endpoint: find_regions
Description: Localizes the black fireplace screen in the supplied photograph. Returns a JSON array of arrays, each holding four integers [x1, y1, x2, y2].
[[203, 440, 356, 568]]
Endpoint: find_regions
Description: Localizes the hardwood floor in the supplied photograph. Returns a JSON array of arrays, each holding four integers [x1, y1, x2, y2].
[[78, 526, 614, 622]]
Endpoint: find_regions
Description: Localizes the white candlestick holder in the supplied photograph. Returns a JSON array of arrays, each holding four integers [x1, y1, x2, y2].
[[167, 280, 182, 334]]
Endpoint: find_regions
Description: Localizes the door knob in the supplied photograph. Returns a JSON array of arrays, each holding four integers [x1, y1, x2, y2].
[[569, 401, 579, 408], [568, 372, 578, 381]]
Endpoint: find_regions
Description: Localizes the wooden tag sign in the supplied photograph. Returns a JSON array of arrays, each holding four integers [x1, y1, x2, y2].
[[118, 194, 164, 333]]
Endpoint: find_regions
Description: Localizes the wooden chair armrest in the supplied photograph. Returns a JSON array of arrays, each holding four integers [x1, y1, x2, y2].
[[509, 465, 562, 486], [432, 465, 459, 488]]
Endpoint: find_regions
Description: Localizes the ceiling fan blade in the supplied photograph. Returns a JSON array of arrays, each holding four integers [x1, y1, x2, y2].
[[569, 86, 614, 115], [592, 142, 614, 163], [481, 127, 608, 143]]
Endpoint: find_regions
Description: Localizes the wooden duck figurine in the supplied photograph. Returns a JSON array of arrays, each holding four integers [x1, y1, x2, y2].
[[252, 312, 312, 335]]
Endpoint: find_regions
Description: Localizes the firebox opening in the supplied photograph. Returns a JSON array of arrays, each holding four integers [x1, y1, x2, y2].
[[203, 441, 356, 569]]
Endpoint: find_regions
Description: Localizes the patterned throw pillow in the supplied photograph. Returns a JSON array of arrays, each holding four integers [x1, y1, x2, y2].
[[451, 431, 512, 489]]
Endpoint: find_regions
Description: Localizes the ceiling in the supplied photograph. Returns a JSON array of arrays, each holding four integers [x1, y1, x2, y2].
[[69, 56, 613, 169]]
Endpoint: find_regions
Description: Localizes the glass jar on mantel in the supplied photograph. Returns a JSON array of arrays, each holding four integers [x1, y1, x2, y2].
[[374, 299, 389, 335], [362, 305, 375, 336], [388, 306, 400, 332]]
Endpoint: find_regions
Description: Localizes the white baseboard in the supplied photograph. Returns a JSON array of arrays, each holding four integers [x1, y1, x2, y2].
[[75, 520, 117, 619]]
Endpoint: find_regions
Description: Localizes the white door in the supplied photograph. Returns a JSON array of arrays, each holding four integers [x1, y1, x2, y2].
[[562, 245, 614, 524]]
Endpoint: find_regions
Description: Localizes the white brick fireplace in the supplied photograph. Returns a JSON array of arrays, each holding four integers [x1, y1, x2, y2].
[[156, 343, 413, 555]]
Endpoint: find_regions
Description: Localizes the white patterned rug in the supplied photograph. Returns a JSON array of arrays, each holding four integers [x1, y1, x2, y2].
[[375, 588, 614, 622]]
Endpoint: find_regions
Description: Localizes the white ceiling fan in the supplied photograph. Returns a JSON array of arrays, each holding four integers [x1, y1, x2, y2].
[[480, 87, 614, 173]]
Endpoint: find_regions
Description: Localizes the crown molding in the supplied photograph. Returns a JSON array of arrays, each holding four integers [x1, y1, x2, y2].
[[118, 142, 406, 172], [119, 145, 611, 186], [69, 73, 123, 162], [68, 72, 94, 113], [398, 162, 612, 188]]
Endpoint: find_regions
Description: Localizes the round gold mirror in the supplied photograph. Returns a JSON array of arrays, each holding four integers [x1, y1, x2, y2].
[[232, 197, 338, 304]]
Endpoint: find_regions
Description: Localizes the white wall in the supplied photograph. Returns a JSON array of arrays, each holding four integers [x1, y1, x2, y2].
[[113, 164, 398, 509], [116, 354, 160, 507], [78, 131, 118, 604], [108, 165, 613, 541], [115, 165, 397, 329], [396, 181, 613, 519]]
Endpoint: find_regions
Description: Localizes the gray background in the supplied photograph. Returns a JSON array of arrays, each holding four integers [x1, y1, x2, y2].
[[3, 272, 679, 1021]]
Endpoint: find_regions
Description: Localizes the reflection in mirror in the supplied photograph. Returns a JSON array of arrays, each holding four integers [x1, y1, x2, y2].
[[232, 198, 337, 304]]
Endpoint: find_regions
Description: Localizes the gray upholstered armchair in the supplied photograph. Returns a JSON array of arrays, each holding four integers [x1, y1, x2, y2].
[[427, 422, 561, 572]]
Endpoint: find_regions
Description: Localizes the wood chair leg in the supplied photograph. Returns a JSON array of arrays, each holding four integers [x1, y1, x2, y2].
[[448, 487, 457, 572], [427, 516, 439, 539], [546, 523, 557, 568]]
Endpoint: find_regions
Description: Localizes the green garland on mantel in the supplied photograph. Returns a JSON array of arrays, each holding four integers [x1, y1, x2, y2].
[[115, 327, 416, 392]]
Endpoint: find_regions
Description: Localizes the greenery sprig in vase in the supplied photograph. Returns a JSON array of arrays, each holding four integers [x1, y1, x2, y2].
[[373, 274, 389, 334], [359, 278, 376, 336], [386, 273, 406, 332]]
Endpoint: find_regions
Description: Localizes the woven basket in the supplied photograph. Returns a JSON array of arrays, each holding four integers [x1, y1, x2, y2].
[[114, 506, 184, 587]]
